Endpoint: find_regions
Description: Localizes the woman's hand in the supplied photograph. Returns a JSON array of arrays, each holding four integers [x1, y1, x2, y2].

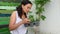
[[22, 18, 30, 24]]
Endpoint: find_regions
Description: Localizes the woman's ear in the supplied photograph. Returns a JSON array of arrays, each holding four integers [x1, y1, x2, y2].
[[22, 4, 24, 8]]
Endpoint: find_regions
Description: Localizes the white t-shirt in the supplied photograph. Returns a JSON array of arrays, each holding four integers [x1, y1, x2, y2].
[[10, 11, 27, 34]]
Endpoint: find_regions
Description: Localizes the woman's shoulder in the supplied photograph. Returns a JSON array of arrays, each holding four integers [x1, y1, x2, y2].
[[12, 11, 17, 14], [10, 11, 17, 17], [10, 11, 17, 19]]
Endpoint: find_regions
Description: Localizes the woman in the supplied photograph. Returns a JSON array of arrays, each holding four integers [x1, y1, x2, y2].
[[9, 0, 32, 34]]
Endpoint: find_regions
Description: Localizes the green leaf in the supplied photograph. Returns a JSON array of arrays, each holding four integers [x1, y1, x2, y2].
[[36, 7, 45, 14], [29, 15, 35, 22], [41, 15, 46, 20]]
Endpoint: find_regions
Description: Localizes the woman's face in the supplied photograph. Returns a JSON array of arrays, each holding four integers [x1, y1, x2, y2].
[[22, 4, 32, 14]]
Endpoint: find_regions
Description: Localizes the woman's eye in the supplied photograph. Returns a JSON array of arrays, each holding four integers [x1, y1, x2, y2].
[[28, 7, 31, 9]]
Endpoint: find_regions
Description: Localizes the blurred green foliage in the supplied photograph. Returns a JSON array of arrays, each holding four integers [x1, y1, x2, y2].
[[0, 1, 20, 6]]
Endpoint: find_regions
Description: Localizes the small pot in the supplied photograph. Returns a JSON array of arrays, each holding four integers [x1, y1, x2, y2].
[[24, 23, 30, 27], [33, 21, 40, 26], [30, 22, 34, 27], [24, 21, 40, 27]]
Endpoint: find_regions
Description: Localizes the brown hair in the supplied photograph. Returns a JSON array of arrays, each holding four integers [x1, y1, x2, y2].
[[16, 0, 32, 18]]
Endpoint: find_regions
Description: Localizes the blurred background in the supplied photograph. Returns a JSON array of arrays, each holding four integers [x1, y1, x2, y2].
[[0, 0, 20, 34]]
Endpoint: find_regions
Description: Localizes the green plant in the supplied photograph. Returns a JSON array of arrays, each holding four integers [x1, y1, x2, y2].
[[29, 0, 50, 22], [35, 0, 50, 21], [29, 15, 35, 22], [28, 11, 35, 22]]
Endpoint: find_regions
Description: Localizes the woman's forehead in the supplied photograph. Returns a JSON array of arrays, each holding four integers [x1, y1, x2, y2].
[[25, 4, 32, 7]]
